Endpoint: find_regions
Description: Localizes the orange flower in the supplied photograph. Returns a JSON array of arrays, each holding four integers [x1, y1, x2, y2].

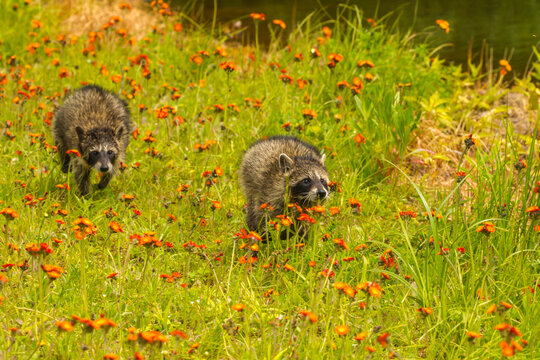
[[487, 304, 497, 314], [173, 23, 183, 32], [139, 330, 168, 344], [499, 60, 512, 75], [330, 207, 340, 215], [328, 53, 344, 63], [322, 26, 332, 39], [122, 194, 135, 202], [354, 133, 366, 146], [333, 238, 349, 251], [335, 325, 349, 336], [476, 221, 495, 235], [56, 321, 74, 332], [103, 354, 119, 360], [357, 281, 382, 298], [302, 109, 318, 120], [58, 68, 69, 78], [25, 242, 53, 256], [272, 19, 286, 29], [72, 217, 97, 240], [171, 329, 188, 339], [108, 221, 123, 233], [377, 332, 390, 347], [435, 19, 450, 34], [283, 264, 295, 271], [357, 60, 375, 68], [354, 331, 368, 341], [298, 310, 318, 323], [220, 61, 237, 72], [311, 205, 325, 213], [0, 207, 18, 220], [417, 307, 433, 315], [41, 264, 64, 279], [499, 341, 515, 357], [466, 331, 482, 339], [250, 13, 265, 21], [66, 149, 81, 157], [231, 303, 245, 311]]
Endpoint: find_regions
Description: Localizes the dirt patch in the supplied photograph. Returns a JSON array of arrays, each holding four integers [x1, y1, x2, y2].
[[57, 0, 157, 38]]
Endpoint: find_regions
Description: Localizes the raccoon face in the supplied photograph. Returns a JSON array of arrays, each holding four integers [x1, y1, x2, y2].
[[280, 154, 330, 204], [76, 126, 123, 173], [86, 144, 119, 173]]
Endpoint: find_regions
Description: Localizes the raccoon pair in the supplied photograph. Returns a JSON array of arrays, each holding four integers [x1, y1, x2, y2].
[[53, 86, 330, 240], [239, 135, 330, 239], [52, 85, 131, 196]]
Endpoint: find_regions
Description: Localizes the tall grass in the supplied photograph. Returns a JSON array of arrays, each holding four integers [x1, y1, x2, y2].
[[0, 0, 538, 359]]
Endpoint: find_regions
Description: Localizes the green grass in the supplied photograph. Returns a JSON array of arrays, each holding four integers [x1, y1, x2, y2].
[[0, 1, 538, 359]]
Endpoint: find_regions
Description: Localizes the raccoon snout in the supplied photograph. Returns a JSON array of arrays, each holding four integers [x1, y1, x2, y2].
[[317, 190, 327, 199], [100, 165, 110, 172]]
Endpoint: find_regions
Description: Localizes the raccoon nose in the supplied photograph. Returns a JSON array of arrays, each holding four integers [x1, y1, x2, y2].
[[317, 190, 327, 199], [100, 165, 109, 172]]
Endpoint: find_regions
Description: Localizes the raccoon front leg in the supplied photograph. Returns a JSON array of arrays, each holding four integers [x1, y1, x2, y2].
[[74, 163, 91, 196], [56, 143, 71, 173], [246, 204, 261, 232], [97, 172, 113, 190]]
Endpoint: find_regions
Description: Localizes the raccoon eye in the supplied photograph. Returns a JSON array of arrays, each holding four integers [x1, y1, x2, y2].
[[90, 151, 99, 158], [107, 150, 114, 156], [302, 178, 311, 185], [320, 178, 327, 186]]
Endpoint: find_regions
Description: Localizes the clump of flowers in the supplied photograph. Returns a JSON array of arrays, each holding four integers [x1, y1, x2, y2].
[[476, 221, 495, 235], [72, 217, 97, 240]]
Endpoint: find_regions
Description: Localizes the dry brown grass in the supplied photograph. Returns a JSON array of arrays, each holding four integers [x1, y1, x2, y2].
[[55, 0, 157, 38]]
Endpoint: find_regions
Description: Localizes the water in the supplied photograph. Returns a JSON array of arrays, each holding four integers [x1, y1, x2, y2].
[[174, 0, 540, 76]]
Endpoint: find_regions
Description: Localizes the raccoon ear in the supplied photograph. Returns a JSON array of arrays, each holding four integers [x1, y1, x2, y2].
[[320, 154, 326, 166], [115, 125, 124, 139], [75, 126, 85, 142], [279, 153, 294, 174]]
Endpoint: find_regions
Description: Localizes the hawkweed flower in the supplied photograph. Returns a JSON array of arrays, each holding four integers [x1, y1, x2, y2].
[[250, 13, 265, 21], [456, 171, 467, 183], [335, 325, 349, 336], [436, 19, 450, 33], [219, 61, 236, 73], [397, 211, 416, 220], [357, 60, 375, 68], [272, 19, 286, 29], [525, 206, 540, 219], [464, 134, 477, 150], [476, 221, 495, 235], [356, 281, 382, 298], [417, 307, 433, 316], [354, 331, 369, 341], [41, 264, 64, 279], [72, 217, 97, 240], [333, 282, 356, 298], [378, 332, 390, 347], [500, 60, 512, 76], [0, 207, 18, 221], [231, 303, 245, 311], [25, 243, 53, 256], [108, 221, 123, 233], [514, 159, 527, 171], [56, 320, 74, 332]]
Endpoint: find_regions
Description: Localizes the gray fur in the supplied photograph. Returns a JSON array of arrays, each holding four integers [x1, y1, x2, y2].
[[239, 135, 330, 235], [52, 85, 131, 196]]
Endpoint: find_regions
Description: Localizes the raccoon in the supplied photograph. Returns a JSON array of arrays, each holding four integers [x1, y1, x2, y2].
[[239, 135, 330, 237], [52, 85, 131, 196]]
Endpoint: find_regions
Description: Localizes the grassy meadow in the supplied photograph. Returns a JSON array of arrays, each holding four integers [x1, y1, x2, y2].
[[0, 0, 539, 358]]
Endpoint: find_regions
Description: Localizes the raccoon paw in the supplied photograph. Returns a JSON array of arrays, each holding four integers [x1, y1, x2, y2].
[[61, 161, 70, 173]]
